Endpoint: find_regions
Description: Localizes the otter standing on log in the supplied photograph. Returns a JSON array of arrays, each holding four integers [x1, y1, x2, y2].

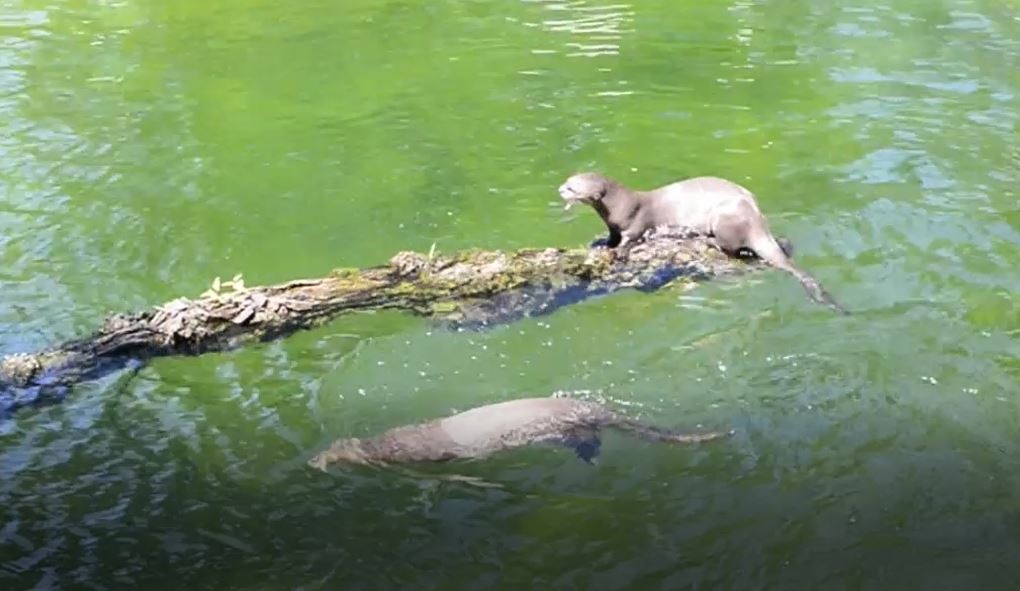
[[558, 172, 847, 314], [308, 396, 731, 469]]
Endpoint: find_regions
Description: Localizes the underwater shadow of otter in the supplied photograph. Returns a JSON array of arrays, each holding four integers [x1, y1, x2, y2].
[[438, 259, 714, 332]]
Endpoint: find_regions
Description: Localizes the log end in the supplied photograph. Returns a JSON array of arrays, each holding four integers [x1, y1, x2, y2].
[[0, 352, 43, 387]]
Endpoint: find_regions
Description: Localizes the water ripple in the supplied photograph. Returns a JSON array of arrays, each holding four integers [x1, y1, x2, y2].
[[2, 0, 1020, 588], [526, 0, 634, 58]]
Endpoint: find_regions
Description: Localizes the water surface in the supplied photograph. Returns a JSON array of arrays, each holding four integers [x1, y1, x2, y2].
[[1, 0, 1019, 588]]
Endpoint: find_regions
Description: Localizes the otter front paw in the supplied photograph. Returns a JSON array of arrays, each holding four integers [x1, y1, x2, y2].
[[608, 238, 636, 260]]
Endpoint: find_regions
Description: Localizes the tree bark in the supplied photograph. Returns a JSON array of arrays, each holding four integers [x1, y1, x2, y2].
[[0, 230, 761, 414]]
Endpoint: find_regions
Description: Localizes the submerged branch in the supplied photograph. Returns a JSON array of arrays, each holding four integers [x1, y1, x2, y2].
[[0, 229, 762, 414]]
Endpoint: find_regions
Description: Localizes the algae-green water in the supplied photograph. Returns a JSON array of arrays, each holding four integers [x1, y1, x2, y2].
[[2, 0, 1019, 588]]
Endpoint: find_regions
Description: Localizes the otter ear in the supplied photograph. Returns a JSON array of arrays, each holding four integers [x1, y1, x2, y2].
[[594, 186, 608, 201]]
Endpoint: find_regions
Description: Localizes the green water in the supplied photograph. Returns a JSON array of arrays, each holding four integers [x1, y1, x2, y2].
[[2, 0, 1019, 588]]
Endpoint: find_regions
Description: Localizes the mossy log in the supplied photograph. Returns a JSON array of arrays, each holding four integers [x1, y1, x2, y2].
[[0, 230, 763, 415]]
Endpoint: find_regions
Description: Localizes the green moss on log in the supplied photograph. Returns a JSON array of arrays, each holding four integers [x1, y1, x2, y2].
[[0, 229, 763, 415]]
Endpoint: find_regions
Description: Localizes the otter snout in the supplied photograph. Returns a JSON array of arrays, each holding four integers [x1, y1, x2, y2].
[[307, 454, 330, 472], [558, 182, 578, 210]]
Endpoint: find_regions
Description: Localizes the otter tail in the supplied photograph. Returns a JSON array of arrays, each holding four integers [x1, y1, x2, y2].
[[608, 418, 733, 444], [750, 233, 849, 315]]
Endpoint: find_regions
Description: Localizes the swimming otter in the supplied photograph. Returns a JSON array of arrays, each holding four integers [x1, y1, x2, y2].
[[558, 172, 847, 314], [308, 396, 731, 469]]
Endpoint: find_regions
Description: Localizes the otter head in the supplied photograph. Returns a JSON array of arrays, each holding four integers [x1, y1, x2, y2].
[[307, 438, 368, 471], [558, 172, 612, 211]]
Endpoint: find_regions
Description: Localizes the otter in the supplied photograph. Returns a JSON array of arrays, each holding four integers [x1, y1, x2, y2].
[[308, 396, 731, 469], [559, 172, 847, 314]]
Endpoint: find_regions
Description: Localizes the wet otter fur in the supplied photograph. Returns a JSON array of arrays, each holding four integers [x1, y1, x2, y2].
[[308, 396, 731, 469], [559, 172, 847, 314]]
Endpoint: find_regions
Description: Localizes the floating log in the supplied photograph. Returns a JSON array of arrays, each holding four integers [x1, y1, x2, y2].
[[0, 229, 763, 415]]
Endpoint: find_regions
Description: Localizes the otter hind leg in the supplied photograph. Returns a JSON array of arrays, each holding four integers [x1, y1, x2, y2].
[[561, 426, 602, 464], [573, 439, 601, 464], [711, 214, 753, 257]]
